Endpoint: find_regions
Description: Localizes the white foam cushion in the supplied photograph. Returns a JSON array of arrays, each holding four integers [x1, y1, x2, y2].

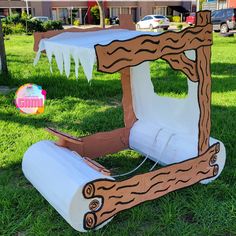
[[22, 140, 113, 232], [129, 120, 198, 165]]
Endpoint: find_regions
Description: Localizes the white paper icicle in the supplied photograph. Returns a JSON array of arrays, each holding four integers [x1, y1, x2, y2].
[[62, 48, 71, 78]]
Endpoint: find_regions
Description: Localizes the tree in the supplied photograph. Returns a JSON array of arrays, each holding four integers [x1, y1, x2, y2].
[[0, 19, 8, 74], [96, 0, 105, 28], [91, 5, 100, 25]]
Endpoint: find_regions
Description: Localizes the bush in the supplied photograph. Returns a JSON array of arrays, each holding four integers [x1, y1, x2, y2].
[[91, 5, 100, 24], [167, 16, 172, 22], [21, 11, 28, 20], [42, 20, 52, 31], [43, 20, 63, 31], [172, 16, 181, 23], [105, 18, 110, 25], [73, 19, 80, 26], [177, 24, 183, 30], [51, 20, 63, 30], [2, 14, 63, 34], [2, 22, 13, 35], [27, 19, 45, 33], [12, 23, 25, 34], [1, 18, 7, 24], [20, 10, 32, 27], [8, 13, 21, 24]]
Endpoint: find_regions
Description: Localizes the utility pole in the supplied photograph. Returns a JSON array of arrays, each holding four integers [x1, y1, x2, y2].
[[0, 19, 8, 74], [25, 0, 29, 15], [196, 0, 200, 11]]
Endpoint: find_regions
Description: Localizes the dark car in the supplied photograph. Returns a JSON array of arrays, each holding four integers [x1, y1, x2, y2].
[[211, 8, 236, 34]]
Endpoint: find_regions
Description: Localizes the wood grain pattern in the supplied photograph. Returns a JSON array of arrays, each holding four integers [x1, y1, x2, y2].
[[95, 23, 212, 73], [162, 53, 197, 82], [195, 11, 212, 154], [83, 143, 220, 230], [121, 68, 137, 128]]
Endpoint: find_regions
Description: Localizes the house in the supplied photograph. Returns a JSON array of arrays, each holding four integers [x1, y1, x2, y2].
[[203, 0, 236, 11], [0, 0, 28, 16], [219, 0, 236, 8], [0, 1, 194, 23]]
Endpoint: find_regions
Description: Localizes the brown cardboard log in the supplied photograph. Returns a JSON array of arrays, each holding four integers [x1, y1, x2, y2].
[[83, 143, 220, 229], [162, 53, 198, 82], [46, 127, 129, 159], [95, 23, 212, 73], [195, 11, 212, 154], [121, 68, 137, 128]]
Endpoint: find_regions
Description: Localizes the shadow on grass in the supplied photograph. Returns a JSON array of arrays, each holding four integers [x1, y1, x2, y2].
[[151, 61, 236, 96], [0, 104, 124, 133], [1, 60, 236, 99], [1, 74, 122, 101]]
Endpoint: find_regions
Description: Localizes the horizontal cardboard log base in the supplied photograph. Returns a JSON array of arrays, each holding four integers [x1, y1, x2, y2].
[[83, 143, 220, 230]]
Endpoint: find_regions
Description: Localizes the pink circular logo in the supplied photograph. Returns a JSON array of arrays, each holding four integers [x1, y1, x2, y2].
[[15, 84, 46, 114]]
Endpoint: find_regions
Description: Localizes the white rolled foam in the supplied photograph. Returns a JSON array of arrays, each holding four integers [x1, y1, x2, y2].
[[22, 140, 113, 232]]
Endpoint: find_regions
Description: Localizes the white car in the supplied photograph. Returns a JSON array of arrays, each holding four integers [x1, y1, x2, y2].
[[137, 15, 170, 30], [31, 16, 49, 22]]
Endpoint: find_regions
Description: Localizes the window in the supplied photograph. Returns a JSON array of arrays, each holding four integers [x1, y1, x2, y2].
[[121, 8, 129, 14], [110, 8, 119, 17], [59, 8, 68, 19], [226, 9, 233, 17], [213, 10, 223, 18], [73, 8, 80, 18], [218, 0, 227, 9], [52, 8, 57, 20], [153, 7, 167, 16], [154, 15, 165, 19], [11, 8, 21, 14]]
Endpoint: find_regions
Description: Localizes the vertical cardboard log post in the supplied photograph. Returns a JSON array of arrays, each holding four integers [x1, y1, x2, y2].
[[120, 68, 137, 129], [196, 11, 212, 155]]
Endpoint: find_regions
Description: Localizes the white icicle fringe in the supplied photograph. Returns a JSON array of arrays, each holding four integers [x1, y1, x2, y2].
[[62, 48, 71, 78], [33, 40, 46, 66], [35, 45, 96, 81], [72, 49, 80, 80]]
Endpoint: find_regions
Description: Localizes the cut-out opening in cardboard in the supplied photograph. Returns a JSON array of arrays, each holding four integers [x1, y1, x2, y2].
[[150, 59, 188, 99]]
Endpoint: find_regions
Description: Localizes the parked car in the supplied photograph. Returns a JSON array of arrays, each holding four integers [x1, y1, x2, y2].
[[110, 16, 119, 25], [211, 8, 236, 34], [136, 15, 170, 30], [186, 12, 196, 25], [31, 16, 49, 22]]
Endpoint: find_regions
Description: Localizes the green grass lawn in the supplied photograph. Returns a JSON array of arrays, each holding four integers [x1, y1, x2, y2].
[[0, 33, 236, 236]]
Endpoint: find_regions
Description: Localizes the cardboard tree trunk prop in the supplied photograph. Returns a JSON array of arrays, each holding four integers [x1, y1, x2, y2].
[[23, 12, 226, 232]]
